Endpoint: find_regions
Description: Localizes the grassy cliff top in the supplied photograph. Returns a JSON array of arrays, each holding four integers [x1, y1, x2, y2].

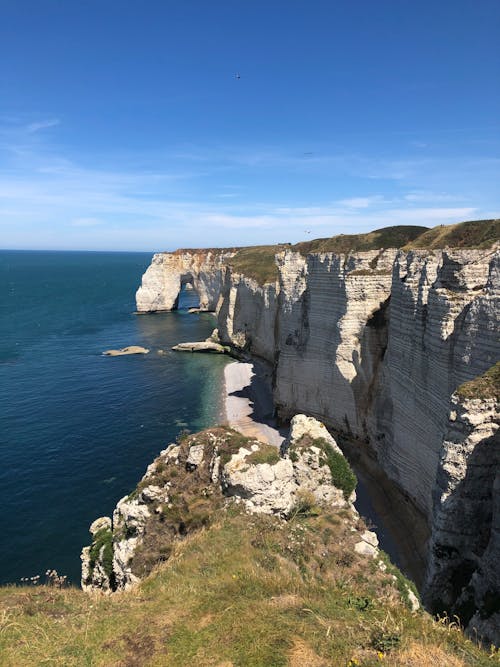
[[292, 224, 427, 255], [170, 219, 499, 285], [0, 507, 493, 666], [456, 362, 500, 402], [226, 225, 428, 283], [405, 219, 500, 250]]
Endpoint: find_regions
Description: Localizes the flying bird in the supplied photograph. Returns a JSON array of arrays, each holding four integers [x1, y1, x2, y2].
[[235, 73, 241, 80]]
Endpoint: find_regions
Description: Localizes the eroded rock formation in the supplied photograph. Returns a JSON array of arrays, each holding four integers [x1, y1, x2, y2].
[[136, 249, 235, 312]]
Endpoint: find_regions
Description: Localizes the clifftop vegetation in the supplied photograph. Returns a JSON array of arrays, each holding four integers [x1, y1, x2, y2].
[[405, 219, 500, 250], [173, 219, 499, 285], [457, 362, 500, 402], [1, 507, 495, 665]]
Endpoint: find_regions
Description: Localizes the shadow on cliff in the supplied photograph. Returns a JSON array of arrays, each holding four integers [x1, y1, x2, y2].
[[228, 359, 288, 439], [424, 425, 500, 642]]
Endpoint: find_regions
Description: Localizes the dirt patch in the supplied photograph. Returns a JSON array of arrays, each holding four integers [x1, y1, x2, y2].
[[393, 642, 466, 667], [268, 594, 302, 609], [288, 638, 328, 666]]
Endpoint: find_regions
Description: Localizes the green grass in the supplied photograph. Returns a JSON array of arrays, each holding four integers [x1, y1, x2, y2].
[[290, 435, 358, 501], [0, 509, 495, 666], [456, 362, 500, 402], [88, 527, 113, 578], [245, 443, 281, 465], [228, 244, 285, 284], [405, 219, 500, 250], [322, 446, 357, 500], [225, 226, 427, 285], [293, 225, 428, 255], [173, 220, 499, 286]]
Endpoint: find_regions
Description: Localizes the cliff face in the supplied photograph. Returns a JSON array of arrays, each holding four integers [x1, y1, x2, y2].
[[371, 248, 498, 515], [135, 235, 499, 642], [424, 389, 499, 645], [273, 248, 397, 437]]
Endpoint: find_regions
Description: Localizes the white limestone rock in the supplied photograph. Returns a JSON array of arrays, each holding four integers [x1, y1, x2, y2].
[[221, 447, 296, 516], [186, 443, 205, 469], [136, 250, 234, 312], [172, 341, 227, 353], [406, 588, 421, 612], [282, 414, 340, 454], [354, 530, 379, 558], [222, 416, 353, 515], [424, 390, 499, 644], [89, 516, 111, 535], [81, 516, 113, 592]]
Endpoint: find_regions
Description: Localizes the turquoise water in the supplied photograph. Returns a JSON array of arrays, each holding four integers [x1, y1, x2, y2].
[[0, 250, 229, 585]]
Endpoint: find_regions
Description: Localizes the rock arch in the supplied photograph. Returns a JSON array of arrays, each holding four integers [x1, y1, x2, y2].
[[135, 250, 233, 312]]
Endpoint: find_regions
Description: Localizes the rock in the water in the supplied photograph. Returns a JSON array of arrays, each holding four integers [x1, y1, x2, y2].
[[172, 341, 227, 353], [103, 346, 149, 356]]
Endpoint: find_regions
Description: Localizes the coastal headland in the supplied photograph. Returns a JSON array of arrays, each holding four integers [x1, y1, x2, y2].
[[135, 219, 500, 644]]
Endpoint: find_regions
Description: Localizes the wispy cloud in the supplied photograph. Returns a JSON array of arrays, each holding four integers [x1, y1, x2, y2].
[[26, 118, 61, 133], [0, 118, 497, 250], [70, 217, 102, 227], [404, 191, 464, 203], [337, 196, 387, 209]]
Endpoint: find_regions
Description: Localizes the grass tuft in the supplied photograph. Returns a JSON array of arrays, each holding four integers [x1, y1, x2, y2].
[[245, 443, 281, 465], [88, 527, 113, 578], [456, 362, 500, 402]]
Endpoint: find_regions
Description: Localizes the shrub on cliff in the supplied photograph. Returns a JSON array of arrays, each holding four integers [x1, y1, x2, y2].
[[291, 434, 357, 500], [88, 527, 113, 578], [314, 437, 357, 500]]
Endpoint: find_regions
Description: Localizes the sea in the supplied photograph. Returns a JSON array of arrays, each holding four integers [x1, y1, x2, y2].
[[0, 250, 230, 585]]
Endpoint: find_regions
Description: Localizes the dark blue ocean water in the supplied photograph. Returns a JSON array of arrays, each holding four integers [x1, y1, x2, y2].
[[0, 250, 229, 585]]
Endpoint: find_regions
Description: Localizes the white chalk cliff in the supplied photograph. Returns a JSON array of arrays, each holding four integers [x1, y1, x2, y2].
[[135, 226, 499, 643]]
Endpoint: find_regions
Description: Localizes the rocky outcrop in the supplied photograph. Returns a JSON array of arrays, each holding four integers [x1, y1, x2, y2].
[[82, 417, 357, 592]]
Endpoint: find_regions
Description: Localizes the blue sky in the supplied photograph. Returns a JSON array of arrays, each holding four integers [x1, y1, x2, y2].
[[1, 1, 499, 251]]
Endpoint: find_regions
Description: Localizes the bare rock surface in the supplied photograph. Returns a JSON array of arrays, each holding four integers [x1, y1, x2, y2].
[[172, 340, 227, 353], [424, 388, 499, 645], [103, 346, 149, 356]]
